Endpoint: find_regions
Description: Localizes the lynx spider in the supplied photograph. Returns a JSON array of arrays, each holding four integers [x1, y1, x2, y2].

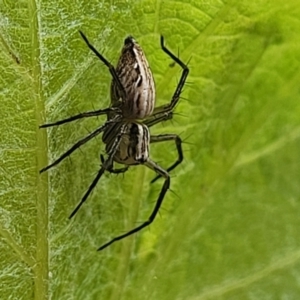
[[40, 31, 189, 251]]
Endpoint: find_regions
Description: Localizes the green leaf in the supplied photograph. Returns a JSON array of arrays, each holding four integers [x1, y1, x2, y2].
[[1, 0, 300, 299]]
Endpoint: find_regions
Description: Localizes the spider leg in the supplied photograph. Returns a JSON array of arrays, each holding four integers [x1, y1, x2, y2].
[[69, 166, 106, 218], [146, 36, 189, 123], [79, 31, 127, 102], [69, 123, 127, 218], [97, 159, 170, 251], [143, 111, 173, 128], [106, 166, 129, 174], [40, 107, 118, 128], [150, 134, 183, 183], [40, 122, 110, 173], [100, 154, 129, 174]]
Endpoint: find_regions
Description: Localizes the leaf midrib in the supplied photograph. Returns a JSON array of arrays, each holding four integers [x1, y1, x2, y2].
[[29, 0, 49, 298]]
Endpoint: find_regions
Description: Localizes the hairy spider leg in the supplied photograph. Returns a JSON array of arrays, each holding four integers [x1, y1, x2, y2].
[[79, 31, 127, 103], [40, 108, 117, 128], [147, 36, 189, 120], [97, 159, 170, 251], [143, 111, 173, 128], [40, 29, 131, 129], [150, 134, 183, 183], [40, 118, 119, 173], [68, 123, 127, 218]]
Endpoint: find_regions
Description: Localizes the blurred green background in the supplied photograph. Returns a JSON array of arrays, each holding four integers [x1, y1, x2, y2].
[[1, 0, 300, 299]]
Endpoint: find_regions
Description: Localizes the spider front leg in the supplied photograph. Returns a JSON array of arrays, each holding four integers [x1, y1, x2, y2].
[[150, 134, 183, 183], [149, 36, 189, 121], [97, 159, 170, 251], [79, 31, 127, 102]]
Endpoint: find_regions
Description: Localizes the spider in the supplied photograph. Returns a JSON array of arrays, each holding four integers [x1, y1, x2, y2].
[[40, 31, 189, 251]]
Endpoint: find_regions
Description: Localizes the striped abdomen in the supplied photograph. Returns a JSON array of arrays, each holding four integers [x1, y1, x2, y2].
[[110, 36, 155, 119]]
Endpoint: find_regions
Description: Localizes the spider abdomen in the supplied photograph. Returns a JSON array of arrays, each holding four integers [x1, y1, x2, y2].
[[110, 36, 155, 119]]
